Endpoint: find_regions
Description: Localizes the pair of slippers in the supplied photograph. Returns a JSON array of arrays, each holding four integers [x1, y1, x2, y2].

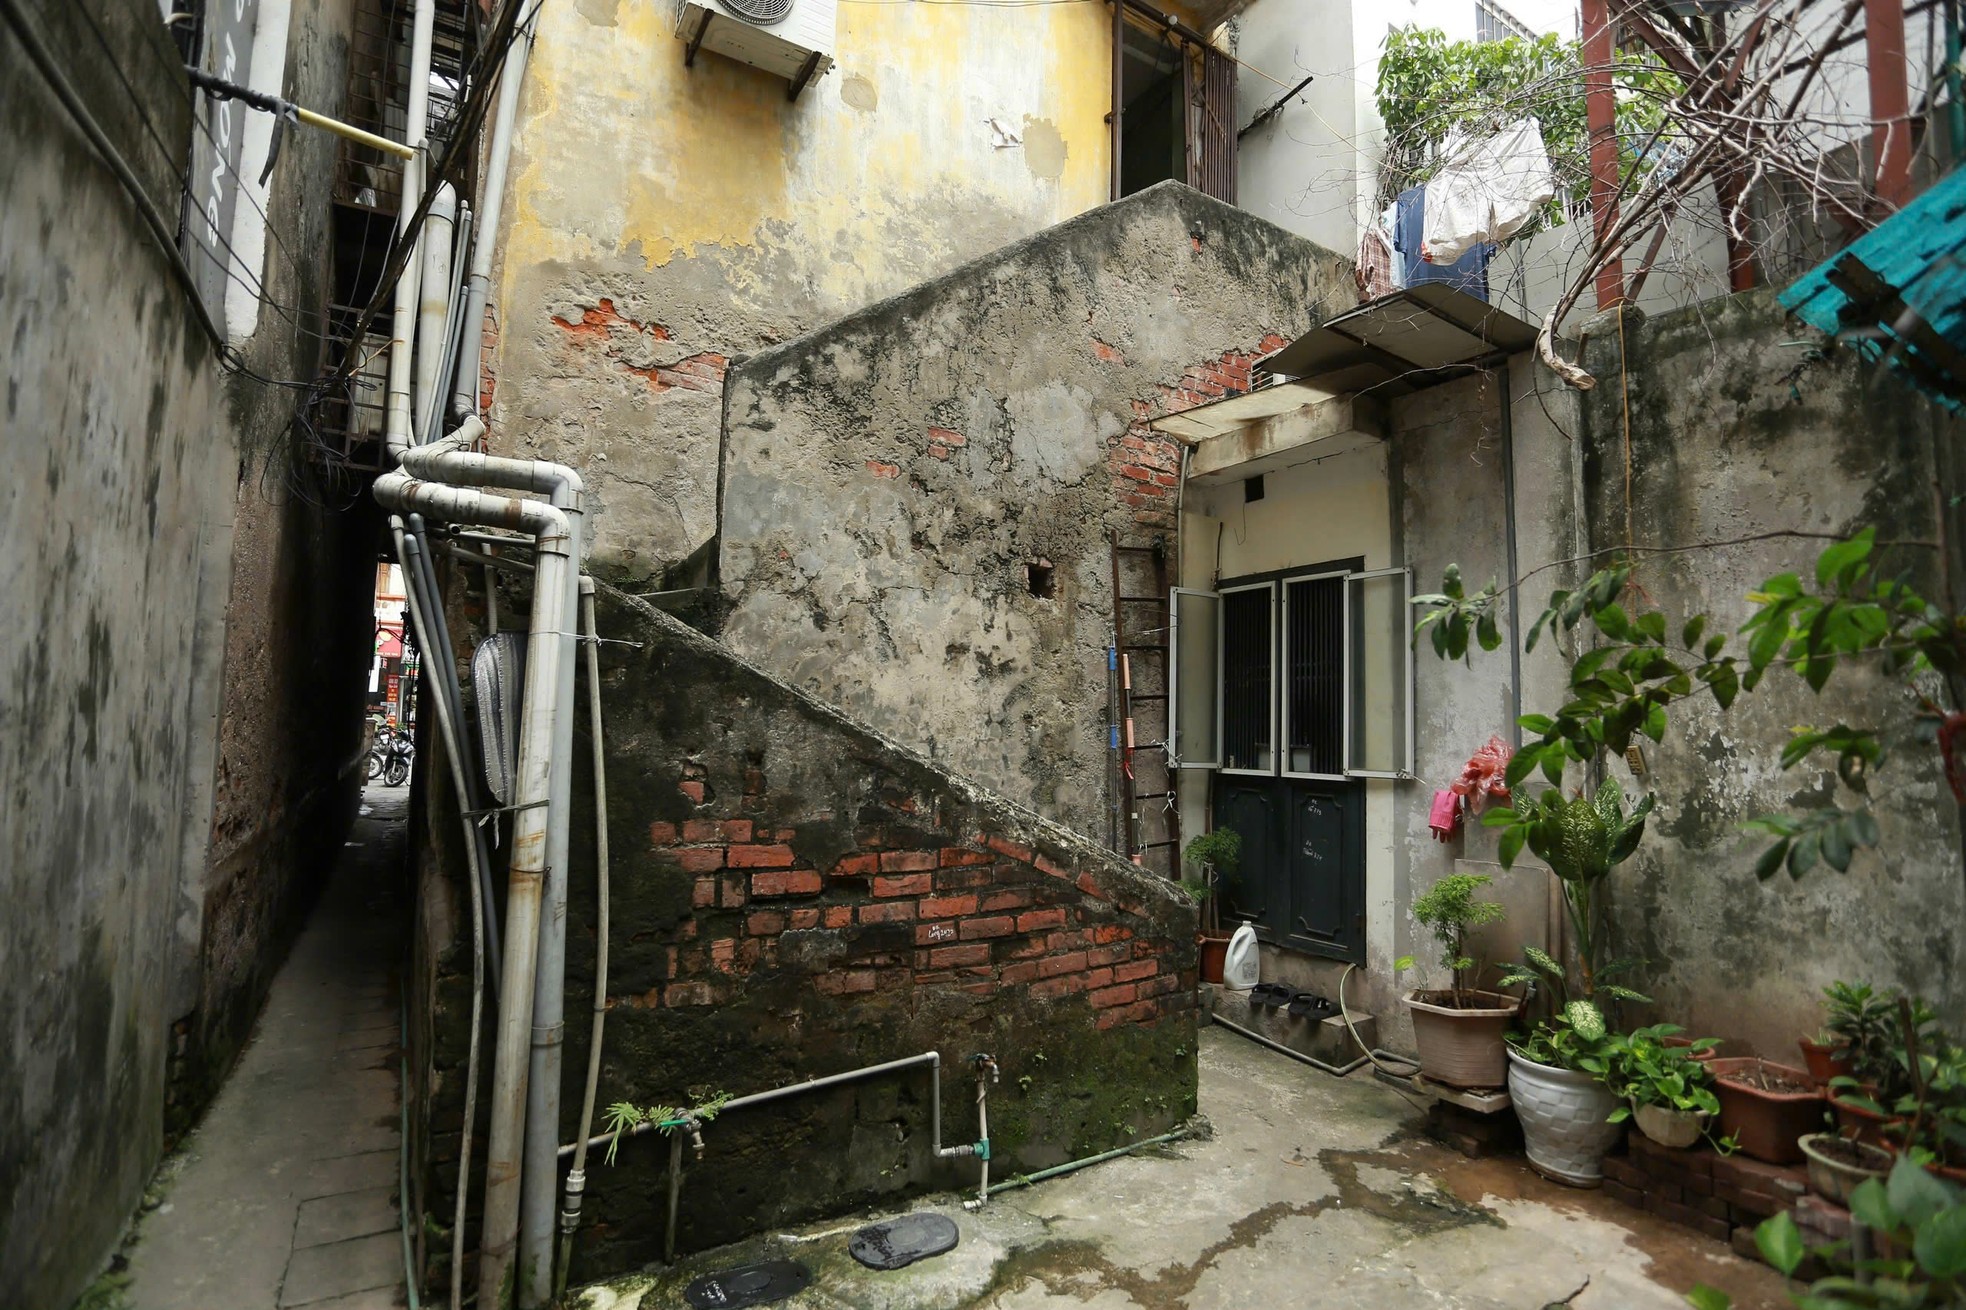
[[683, 1213, 961, 1307], [1248, 983, 1335, 1020]]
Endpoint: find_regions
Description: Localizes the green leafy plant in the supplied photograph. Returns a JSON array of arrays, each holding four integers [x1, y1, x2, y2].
[[1413, 530, 1960, 887], [1373, 26, 1679, 221], [1590, 1023, 1725, 1128], [1510, 998, 1612, 1072], [601, 1090, 732, 1165], [1489, 779, 1655, 1009], [1688, 1158, 1966, 1309], [1182, 827, 1242, 932], [1397, 872, 1506, 1008], [1825, 981, 1906, 1089]]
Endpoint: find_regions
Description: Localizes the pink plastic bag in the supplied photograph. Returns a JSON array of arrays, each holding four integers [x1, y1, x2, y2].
[[1451, 736, 1514, 810]]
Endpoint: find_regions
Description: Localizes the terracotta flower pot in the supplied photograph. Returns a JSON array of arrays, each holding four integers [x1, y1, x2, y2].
[[1198, 932, 1231, 985], [1710, 1058, 1824, 1165], [1798, 1132, 1891, 1207], [1404, 989, 1518, 1089], [1797, 1038, 1853, 1085], [1829, 1090, 1898, 1147], [1634, 1103, 1706, 1149], [1507, 1047, 1624, 1186]]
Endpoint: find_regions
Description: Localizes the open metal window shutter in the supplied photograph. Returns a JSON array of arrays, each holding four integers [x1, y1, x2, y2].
[[1197, 45, 1235, 204]]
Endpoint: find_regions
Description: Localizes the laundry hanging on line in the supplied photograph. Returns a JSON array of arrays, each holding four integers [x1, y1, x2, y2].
[[1421, 118, 1556, 266], [1394, 184, 1491, 302]]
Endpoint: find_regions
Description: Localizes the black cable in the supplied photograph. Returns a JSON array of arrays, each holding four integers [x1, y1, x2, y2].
[[53, 0, 321, 343]]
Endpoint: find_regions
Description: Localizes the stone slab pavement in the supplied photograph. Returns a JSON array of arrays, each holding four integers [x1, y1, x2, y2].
[[123, 783, 411, 1310], [576, 1024, 1796, 1310]]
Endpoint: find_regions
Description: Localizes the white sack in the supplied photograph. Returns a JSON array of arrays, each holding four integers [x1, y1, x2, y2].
[[1421, 118, 1556, 265]]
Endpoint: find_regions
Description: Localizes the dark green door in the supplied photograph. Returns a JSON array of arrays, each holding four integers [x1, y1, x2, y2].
[[1213, 774, 1364, 963]]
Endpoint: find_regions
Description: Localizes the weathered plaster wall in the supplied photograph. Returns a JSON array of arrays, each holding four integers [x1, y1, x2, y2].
[[717, 183, 1350, 841], [1, 18, 219, 1305], [169, 0, 378, 1133], [0, 3, 368, 1304], [1575, 293, 1966, 1057], [412, 590, 1198, 1290], [485, 0, 1117, 577]]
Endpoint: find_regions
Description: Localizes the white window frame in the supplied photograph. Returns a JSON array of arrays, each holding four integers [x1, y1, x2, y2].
[[1343, 566, 1416, 780], [1280, 570, 1352, 783], [1167, 587, 1221, 769], [1216, 581, 1277, 777]]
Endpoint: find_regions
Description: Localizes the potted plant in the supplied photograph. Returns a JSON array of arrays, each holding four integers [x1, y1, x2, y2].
[[1855, 997, 1966, 1183], [1489, 779, 1657, 1186], [1797, 1131, 1893, 1206], [1797, 1029, 1852, 1084], [1708, 1057, 1823, 1164], [1814, 980, 1891, 1104], [1595, 1023, 1723, 1149], [1507, 1001, 1627, 1186], [1182, 827, 1241, 985], [1397, 873, 1518, 1089], [1825, 985, 1933, 1146]]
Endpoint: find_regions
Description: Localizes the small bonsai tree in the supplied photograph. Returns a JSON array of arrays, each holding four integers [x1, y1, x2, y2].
[[1399, 872, 1505, 1008], [1181, 827, 1241, 934]]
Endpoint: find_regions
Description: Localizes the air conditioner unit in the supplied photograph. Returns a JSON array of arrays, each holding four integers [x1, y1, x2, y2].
[[674, 0, 836, 99]]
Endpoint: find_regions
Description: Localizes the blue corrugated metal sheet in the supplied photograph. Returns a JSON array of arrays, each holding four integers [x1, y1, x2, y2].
[[1780, 166, 1966, 409]]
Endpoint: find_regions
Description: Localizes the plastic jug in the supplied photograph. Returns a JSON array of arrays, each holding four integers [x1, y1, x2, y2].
[[1222, 923, 1260, 991]]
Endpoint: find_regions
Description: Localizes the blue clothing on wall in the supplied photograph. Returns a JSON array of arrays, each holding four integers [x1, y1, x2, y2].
[[1394, 184, 1491, 302]]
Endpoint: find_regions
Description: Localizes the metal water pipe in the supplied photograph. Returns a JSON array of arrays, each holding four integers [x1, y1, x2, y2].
[[392, 424, 584, 1308], [453, 11, 538, 422], [373, 467, 572, 1310], [382, 0, 437, 464], [413, 182, 456, 443]]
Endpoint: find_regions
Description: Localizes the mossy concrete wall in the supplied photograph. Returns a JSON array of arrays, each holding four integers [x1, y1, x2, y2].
[[717, 182, 1351, 843], [414, 590, 1198, 1290], [0, 2, 371, 1305], [1575, 291, 1966, 1056]]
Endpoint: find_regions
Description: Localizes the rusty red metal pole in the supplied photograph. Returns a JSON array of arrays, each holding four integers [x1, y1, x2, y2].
[[1582, 0, 1625, 308], [1866, 0, 1912, 207]]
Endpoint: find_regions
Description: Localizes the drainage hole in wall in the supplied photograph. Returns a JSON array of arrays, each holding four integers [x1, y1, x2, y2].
[[1025, 560, 1055, 599]]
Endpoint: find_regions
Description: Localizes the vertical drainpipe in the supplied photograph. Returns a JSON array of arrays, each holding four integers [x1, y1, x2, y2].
[[453, 12, 538, 423], [518, 480, 583, 1308], [415, 183, 458, 444], [1498, 362, 1522, 748], [383, 0, 437, 461]]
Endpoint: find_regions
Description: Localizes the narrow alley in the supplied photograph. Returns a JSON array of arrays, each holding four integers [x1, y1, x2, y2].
[[120, 786, 413, 1310]]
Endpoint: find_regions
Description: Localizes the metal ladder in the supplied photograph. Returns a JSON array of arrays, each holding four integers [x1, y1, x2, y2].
[[1108, 532, 1180, 875]]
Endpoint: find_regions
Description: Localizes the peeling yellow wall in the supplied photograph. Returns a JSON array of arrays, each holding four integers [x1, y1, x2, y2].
[[487, 0, 1116, 573]]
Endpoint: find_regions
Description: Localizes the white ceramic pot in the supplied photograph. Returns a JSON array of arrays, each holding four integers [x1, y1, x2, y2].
[[1633, 1102, 1706, 1149], [1507, 1047, 1624, 1186]]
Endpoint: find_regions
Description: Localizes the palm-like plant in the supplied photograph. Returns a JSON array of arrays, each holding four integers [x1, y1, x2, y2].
[[1495, 778, 1654, 1011]]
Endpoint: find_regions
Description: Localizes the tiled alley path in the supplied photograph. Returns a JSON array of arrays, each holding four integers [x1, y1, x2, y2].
[[125, 785, 411, 1310]]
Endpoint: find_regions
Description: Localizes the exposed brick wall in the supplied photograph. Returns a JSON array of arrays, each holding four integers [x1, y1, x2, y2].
[[412, 588, 1199, 1291], [641, 787, 1192, 1033], [1107, 334, 1289, 535]]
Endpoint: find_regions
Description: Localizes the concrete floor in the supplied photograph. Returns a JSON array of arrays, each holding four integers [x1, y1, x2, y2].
[[577, 1027, 1794, 1310], [122, 784, 411, 1310]]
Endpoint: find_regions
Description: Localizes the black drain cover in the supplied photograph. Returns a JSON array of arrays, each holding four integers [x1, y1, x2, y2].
[[848, 1212, 960, 1270], [683, 1260, 812, 1308]]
